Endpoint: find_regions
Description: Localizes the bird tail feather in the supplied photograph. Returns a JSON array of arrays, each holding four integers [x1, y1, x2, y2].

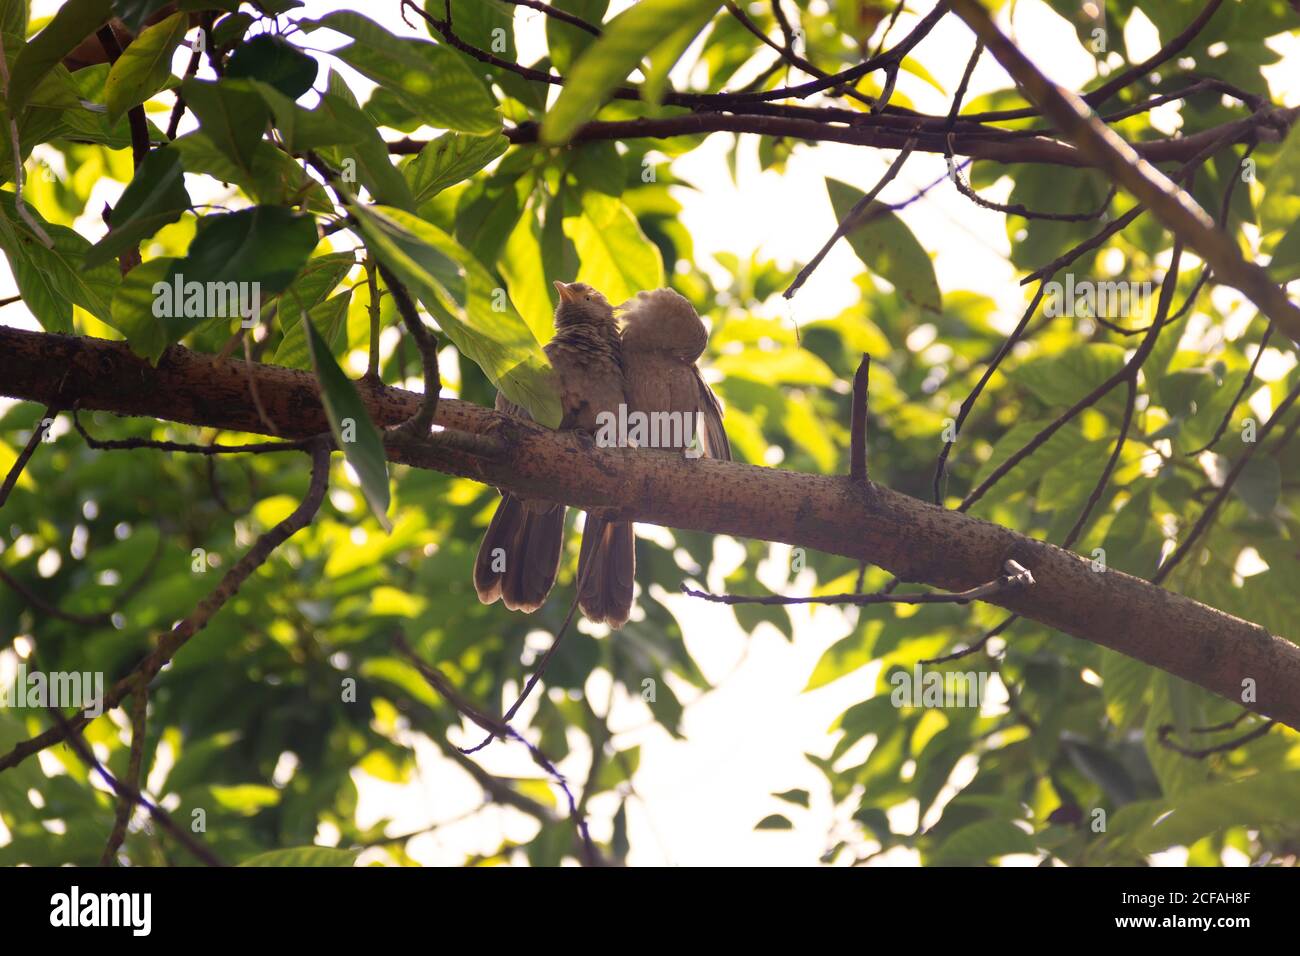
[[474, 494, 565, 613], [576, 516, 635, 628]]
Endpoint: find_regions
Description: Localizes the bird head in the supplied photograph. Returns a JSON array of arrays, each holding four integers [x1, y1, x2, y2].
[[618, 288, 708, 359], [553, 281, 615, 329]]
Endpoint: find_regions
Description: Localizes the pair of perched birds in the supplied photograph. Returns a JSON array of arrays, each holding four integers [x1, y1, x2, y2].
[[473, 282, 730, 628]]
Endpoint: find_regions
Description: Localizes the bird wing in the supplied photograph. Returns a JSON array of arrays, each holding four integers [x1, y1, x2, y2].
[[693, 367, 731, 461]]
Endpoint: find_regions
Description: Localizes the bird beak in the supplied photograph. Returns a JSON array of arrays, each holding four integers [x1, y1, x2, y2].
[[553, 281, 578, 304]]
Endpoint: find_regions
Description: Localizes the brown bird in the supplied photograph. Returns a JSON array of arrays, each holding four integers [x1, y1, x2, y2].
[[474, 281, 636, 628], [620, 287, 730, 461]]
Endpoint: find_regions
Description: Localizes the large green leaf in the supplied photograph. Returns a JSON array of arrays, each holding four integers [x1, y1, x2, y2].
[[500, 196, 556, 345], [304, 314, 391, 530], [171, 205, 319, 294], [0, 190, 119, 332], [85, 145, 191, 268], [8, 0, 112, 114], [404, 131, 508, 207], [303, 11, 498, 134], [826, 178, 942, 315], [180, 78, 270, 173], [350, 202, 562, 428], [225, 34, 318, 98], [563, 190, 664, 305], [541, 0, 721, 145], [103, 11, 188, 123], [546, 0, 608, 74]]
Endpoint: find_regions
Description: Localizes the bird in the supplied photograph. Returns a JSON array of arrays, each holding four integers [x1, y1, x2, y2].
[[474, 281, 636, 628], [619, 287, 730, 462]]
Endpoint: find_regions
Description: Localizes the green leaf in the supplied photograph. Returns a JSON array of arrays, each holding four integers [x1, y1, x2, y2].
[[103, 11, 188, 122], [932, 818, 1036, 864], [1, 0, 27, 37], [642, 7, 718, 105], [225, 34, 319, 98], [250, 80, 365, 153], [1266, 219, 1300, 281], [239, 846, 360, 867], [8, 0, 112, 114], [108, 255, 178, 362], [1136, 771, 1300, 853], [1099, 647, 1151, 732], [1230, 455, 1281, 516], [172, 205, 319, 295], [0, 191, 119, 332], [113, 0, 175, 34], [563, 190, 664, 305], [754, 813, 793, 830], [1260, 118, 1300, 240], [350, 202, 562, 428], [316, 70, 415, 211], [1064, 739, 1139, 806], [826, 178, 942, 314], [274, 289, 351, 369], [773, 788, 810, 808], [303, 11, 499, 134], [404, 131, 508, 206], [85, 144, 191, 268], [180, 77, 270, 173], [209, 10, 255, 48], [541, 0, 721, 145], [1014, 344, 1126, 408], [714, 348, 835, 387], [171, 128, 331, 211], [305, 314, 391, 530], [546, 0, 607, 73], [500, 196, 557, 345]]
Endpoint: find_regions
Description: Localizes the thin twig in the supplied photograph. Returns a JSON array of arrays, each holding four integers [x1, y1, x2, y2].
[[683, 559, 1034, 607], [785, 136, 918, 298], [0, 404, 61, 508], [101, 685, 149, 866], [73, 406, 317, 454], [41, 690, 224, 866], [850, 353, 870, 482], [1157, 717, 1276, 758]]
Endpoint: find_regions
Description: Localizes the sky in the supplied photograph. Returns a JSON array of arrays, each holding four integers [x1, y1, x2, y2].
[[4, 0, 1298, 866]]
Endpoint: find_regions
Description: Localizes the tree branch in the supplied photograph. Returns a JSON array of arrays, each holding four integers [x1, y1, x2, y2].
[[2, 327, 1298, 729]]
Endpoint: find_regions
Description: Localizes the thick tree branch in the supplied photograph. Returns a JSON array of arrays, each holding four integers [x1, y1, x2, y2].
[[2, 326, 1298, 729], [387, 110, 1290, 170]]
